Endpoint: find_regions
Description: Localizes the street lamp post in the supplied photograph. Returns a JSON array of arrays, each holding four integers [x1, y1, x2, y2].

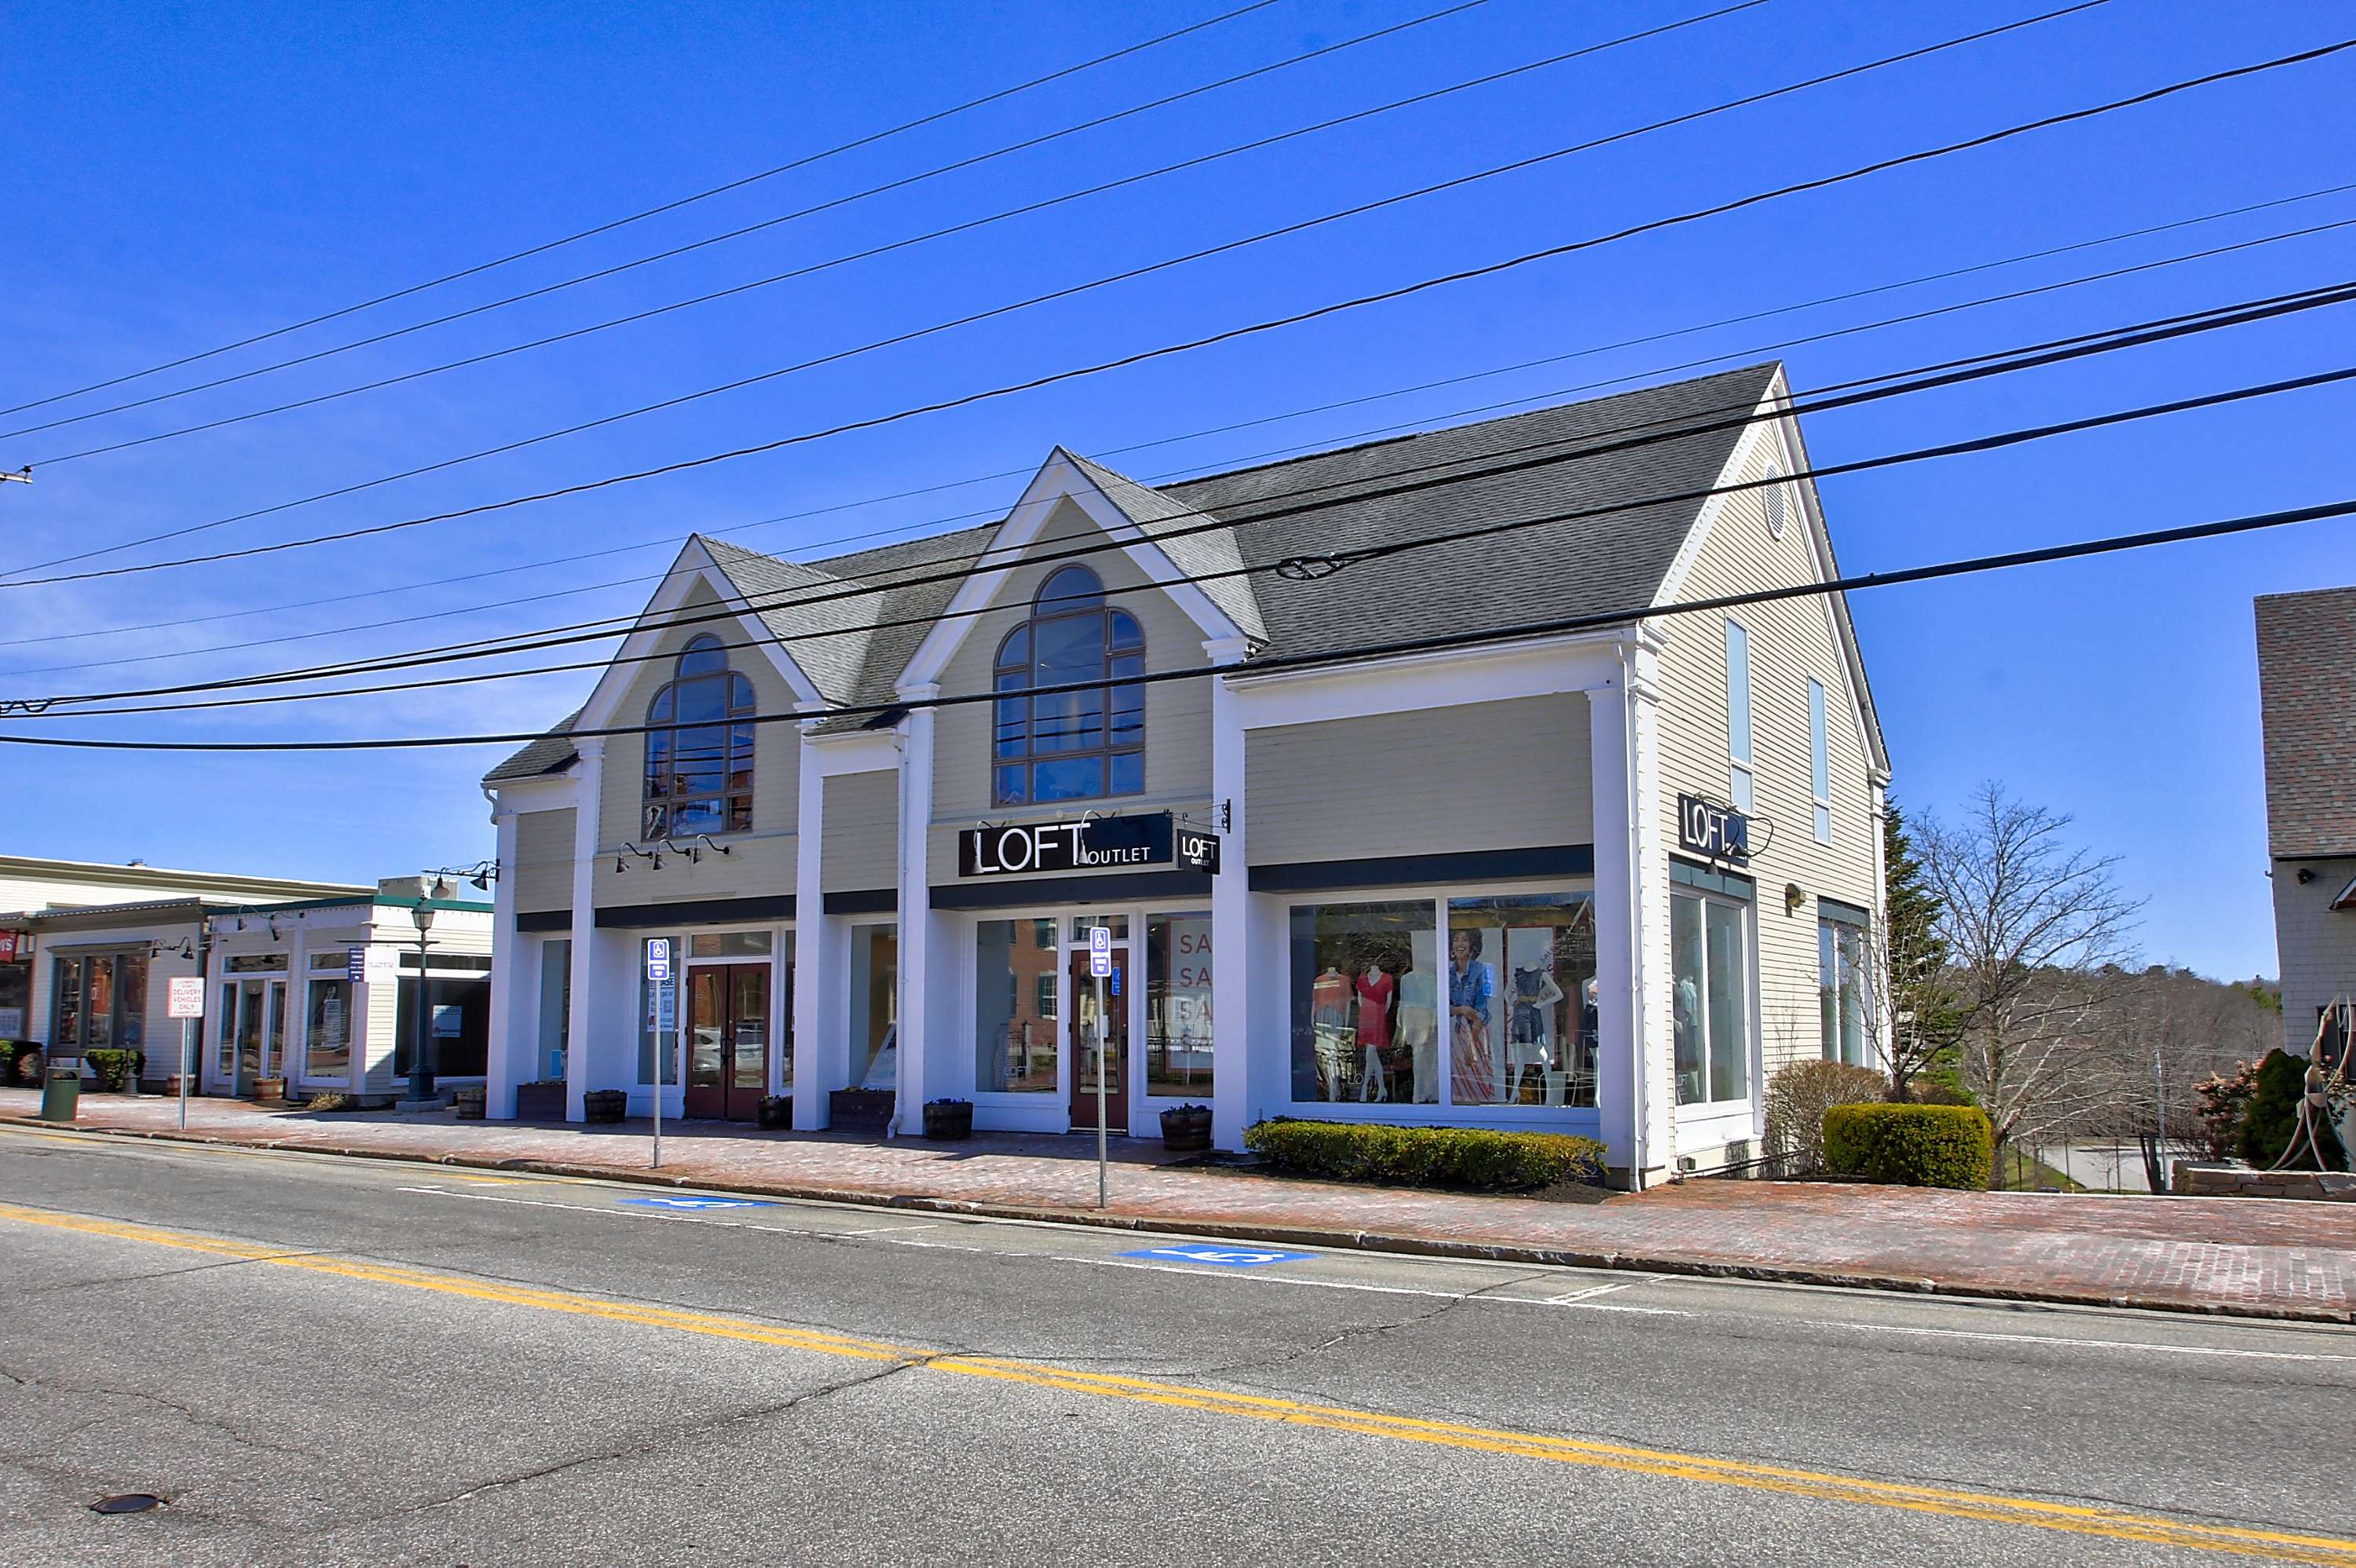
[[408, 903, 437, 1105]]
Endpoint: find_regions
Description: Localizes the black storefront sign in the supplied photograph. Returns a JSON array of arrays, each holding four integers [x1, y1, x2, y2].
[[1176, 827, 1221, 875], [958, 813, 1176, 879], [1676, 794, 1750, 862]]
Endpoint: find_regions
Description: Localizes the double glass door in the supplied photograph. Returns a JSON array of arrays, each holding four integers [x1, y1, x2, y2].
[[217, 980, 285, 1095], [1066, 947, 1129, 1133], [685, 963, 770, 1121]]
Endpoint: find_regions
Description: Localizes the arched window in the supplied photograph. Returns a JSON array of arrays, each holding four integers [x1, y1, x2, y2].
[[643, 634, 756, 839], [992, 566, 1144, 806]]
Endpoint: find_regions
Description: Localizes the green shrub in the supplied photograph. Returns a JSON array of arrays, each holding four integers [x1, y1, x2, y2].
[[1242, 1119, 1608, 1191], [2237, 1049, 2347, 1171], [0, 1041, 25, 1083], [84, 1049, 145, 1092], [1762, 1060, 1890, 1175], [1823, 1102, 1992, 1190], [302, 1092, 354, 1113]]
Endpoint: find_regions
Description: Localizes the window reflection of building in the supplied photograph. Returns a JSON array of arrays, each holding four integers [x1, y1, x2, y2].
[[851, 924, 898, 1091], [1146, 912, 1213, 1098], [976, 919, 1057, 1092]]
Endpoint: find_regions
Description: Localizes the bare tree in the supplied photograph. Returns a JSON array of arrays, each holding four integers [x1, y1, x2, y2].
[[1917, 784, 2144, 1181], [1874, 798, 1962, 1101], [2080, 968, 2275, 1190]]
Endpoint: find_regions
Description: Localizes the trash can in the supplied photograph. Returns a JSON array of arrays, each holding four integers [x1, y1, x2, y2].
[[40, 1063, 80, 1123]]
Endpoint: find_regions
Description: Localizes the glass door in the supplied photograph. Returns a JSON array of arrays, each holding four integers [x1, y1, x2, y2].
[[234, 981, 265, 1095], [1067, 946, 1130, 1133], [685, 963, 769, 1121]]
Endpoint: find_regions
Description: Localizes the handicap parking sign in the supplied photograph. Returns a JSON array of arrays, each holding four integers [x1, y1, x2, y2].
[[619, 1195, 774, 1212], [1123, 1245, 1318, 1268]]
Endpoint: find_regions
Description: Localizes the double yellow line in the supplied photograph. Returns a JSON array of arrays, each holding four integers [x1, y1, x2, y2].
[[7, 1199, 2353, 1564]]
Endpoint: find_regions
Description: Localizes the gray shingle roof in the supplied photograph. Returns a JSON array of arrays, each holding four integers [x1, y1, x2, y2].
[[487, 364, 1796, 777], [482, 707, 583, 784], [2256, 585, 2356, 858]]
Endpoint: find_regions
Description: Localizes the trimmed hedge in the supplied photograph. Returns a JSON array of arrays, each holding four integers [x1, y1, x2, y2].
[[85, 1048, 145, 1093], [1822, 1102, 1992, 1190], [1244, 1119, 1608, 1191]]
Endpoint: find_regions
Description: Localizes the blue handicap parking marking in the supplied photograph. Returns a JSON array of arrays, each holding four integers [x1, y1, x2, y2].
[[618, 1195, 777, 1212], [1122, 1245, 1319, 1268]]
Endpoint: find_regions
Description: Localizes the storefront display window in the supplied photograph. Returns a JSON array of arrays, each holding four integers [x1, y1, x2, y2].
[[1820, 917, 1871, 1066], [851, 924, 898, 1091], [1066, 914, 1130, 941], [49, 952, 148, 1054], [1289, 901, 1438, 1103], [538, 940, 571, 1080], [395, 975, 489, 1078], [1447, 895, 1597, 1109], [305, 977, 352, 1084], [975, 919, 1057, 1092], [1145, 912, 1213, 1098], [1672, 892, 1750, 1106]]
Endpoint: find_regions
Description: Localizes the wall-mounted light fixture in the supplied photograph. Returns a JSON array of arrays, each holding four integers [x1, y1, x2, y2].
[[1784, 883, 1807, 916], [2298, 868, 2318, 884]]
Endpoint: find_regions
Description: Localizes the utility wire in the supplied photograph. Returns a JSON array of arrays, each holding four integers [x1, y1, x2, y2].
[[7, 20, 2321, 594], [5, 492, 2349, 748], [16, 207, 2347, 683], [17, 285, 2351, 718], [0, 0, 1290, 423], [9, 0, 1760, 459], [0, 0, 2139, 579], [9, 178, 2347, 667]]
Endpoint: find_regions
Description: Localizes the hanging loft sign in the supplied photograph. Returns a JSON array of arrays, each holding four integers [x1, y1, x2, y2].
[[958, 813, 1176, 879], [1677, 794, 1751, 864]]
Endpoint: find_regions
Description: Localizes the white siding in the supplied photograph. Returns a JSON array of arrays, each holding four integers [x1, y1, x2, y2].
[[2271, 856, 2356, 1057], [1654, 422, 1882, 1095], [513, 809, 576, 914], [1246, 695, 1593, 865]]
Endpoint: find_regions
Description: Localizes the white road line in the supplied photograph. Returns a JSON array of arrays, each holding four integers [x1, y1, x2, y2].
[[390, 1186, 2350, 1361]]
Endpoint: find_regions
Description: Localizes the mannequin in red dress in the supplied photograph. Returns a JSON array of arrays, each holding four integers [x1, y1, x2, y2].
[[1355, 963, 1396, 1101]]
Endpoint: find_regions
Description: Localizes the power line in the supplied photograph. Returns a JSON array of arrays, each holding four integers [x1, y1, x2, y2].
[[9, 199, 2347, 682], [10, 178, 2347, 669], [9, 21, 2324, 595], [3, 2, 2084, 576], [0, 0, 1290, 424], [20, 289, 2353, 718], [10, 0, 1760, 460], [4, 492, 2348, 749]]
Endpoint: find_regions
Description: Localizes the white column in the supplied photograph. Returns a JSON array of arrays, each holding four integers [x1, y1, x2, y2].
[[1590, 633, 1670, 1188], [1209, 674, 1250, 1150], [484, 802, 525, 1118], [892, 704, 935, 1136], [565, 738, 605, 1124], [1867, 778, 1893, 1072], [792, 725, 833, 1130]]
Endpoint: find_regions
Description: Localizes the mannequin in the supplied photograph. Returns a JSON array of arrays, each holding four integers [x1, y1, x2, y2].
[[1312, 964, 1352, 1099], [1355, 962, 1396, 1102], [1397, 958, 1439, 1104], [1506, 959, 1565, 1103], [1448, 927, 1497, 1104]]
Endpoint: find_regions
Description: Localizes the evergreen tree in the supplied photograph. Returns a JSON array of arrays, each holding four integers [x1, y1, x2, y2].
[[1881, 797, 1962, 1102]]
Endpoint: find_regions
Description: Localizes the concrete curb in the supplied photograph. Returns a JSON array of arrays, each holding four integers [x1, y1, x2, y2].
[[8, 1113, 2350, 1326]]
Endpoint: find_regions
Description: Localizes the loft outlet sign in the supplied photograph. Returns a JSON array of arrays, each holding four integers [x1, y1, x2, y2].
[[1677, 794, 1750, 862], [959, 813, 1175, 878]]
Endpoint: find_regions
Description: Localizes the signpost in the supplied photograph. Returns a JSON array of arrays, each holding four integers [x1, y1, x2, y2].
[[166, 976, 205, 1131], [646, 940, 672, 1169], [1088, 925, 1112, 1210]]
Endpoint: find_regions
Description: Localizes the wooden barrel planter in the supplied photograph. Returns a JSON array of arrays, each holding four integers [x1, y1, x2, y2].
[[758, 1095, 793, 1130], [453, 1084, 487, 1120], [254, 1075, 288, 1104], [1159, 1105, 1213, 1153]]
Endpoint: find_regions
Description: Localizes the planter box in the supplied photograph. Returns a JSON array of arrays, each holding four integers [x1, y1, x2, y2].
[[514, 1082, 567, 1122], [453, 1085, 487, 1120], [1160, 1106, 1213, 1153], [922, 1101, 973, 1141], [254, 1076, 288, 1103], [758, 1095, 793, 1130], [582, 1089, 627, 1124], [829, 1088, 894, 1135]]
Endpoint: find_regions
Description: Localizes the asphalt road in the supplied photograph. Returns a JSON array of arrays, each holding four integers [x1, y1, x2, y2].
[[2, 1124, 2352, 1568]]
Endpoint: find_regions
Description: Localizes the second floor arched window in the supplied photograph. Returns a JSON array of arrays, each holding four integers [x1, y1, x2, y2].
[[644, 634, 755, 839], [992, 565, 1144, 806]]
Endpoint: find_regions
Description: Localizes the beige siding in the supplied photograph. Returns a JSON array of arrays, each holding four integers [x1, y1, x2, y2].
[[1653, 422, 1882, 1087], [926, 495, 1214, 888], [1246, 696, 1593, 866], [2271, 856, 2356, 1057], [822, 771, 898, 894], [513, 808, 576, 914], [590, 583, 801, 909]]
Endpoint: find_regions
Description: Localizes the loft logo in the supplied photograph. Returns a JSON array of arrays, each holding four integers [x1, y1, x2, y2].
[[958, 813, 1176, 879], [1677, 793, 1750, 862]]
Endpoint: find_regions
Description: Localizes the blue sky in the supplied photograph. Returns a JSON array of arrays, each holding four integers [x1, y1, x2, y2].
[[2, 0, 2350, 980]]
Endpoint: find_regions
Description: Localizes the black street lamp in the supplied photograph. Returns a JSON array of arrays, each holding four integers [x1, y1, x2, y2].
[[408, 902, 437, 1104]]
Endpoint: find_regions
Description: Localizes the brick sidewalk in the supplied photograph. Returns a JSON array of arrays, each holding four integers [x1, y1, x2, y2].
[[5, 1089, 2351, 1323]]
